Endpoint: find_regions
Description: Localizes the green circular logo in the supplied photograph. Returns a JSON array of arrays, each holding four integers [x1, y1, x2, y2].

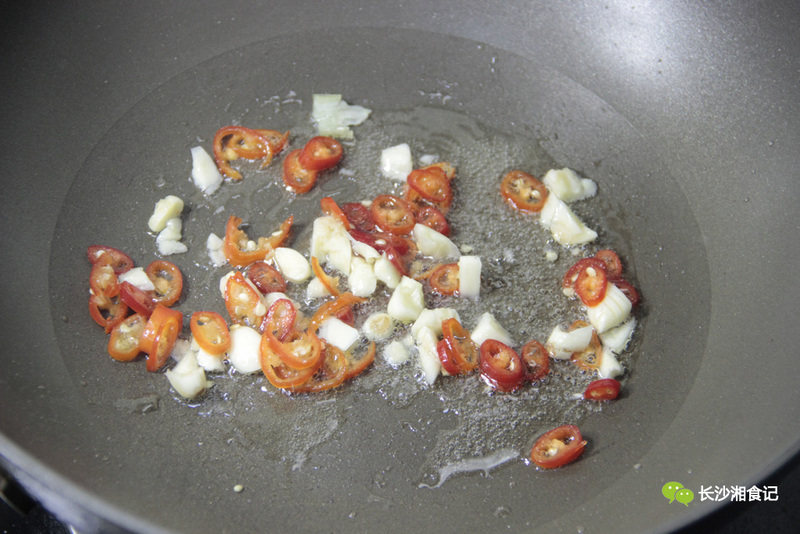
[[661, 481, 684, 503], [675, 488, 695, 506]]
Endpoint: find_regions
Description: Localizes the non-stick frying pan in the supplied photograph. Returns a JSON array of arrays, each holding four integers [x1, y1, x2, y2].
[[1, 1, 798, 532]]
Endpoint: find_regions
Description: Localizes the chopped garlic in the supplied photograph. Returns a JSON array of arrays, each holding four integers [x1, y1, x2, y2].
[[196, 350, 226, 373], [311, 94, 371, 139], [387, 276, 425, 322], [191, 146, 223, 195], [170, 338, 192, 362], [412, 223, 460, 259], [415, 326, 441, 385], [318, 317, 360, 352], [166, 351, 212, 399], [206, 233, 226, 267], [380, 143, 413, 181], [158, 217, 182, 241], [156, 237, 188, 256], [418, 153, 438, 166], [457, 256, 481, 298], [586, 283, 632, 333], [362, 312, 394, 341], [546, 324, 594, 360], [227, 325, 262, 374], [348, 257, 377, 297], [598, 348, 623, 379], [264, 292, 297, 311], [117, 267, 155, 292], [306, 276, 331, 299], [274, 247, 311, 283], [148, 195, 184, 233], [188, 338, 227, 373], [383, 340, 410, 367], [542, 168, 597, 202], [218, 271, 235, 298], [156, 217, 187, 256], [539, 194, 597, 245], [310, 216, 352, 274], [411, 308, 460, 340], [600, 317, 637, 355], [596, 318, 634, 380], [470, 312, 514, 348], [350, 238, 380, 263], [374, 254, 401, 289]]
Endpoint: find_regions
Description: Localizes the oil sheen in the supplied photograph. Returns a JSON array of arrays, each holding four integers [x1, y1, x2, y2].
[[179, 102, 641, 487]]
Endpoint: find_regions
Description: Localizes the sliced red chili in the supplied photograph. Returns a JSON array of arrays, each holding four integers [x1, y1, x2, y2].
[[530, 424, 587, 469], [349, 230, 415, 256], [479, 339, 526, 392], [223, 215, 293, 268], [611, 277, 640, 307], [141, 304, 183, 372], [222, 215, 272, 268], [594, 249, 623, 278], [344, 341, 376, 380], [410, 261, 441, 282], [290, 342, 348, 393], [349, 229, 416, 277], [562, 257, 607, 290], [224, 271, 264, 329], [213, 125, 273, 180], [253, 129, 289, 165], [415, 205, 450, 236], [308, 292, 366, 334], [584, 378, 621, 400], [265, 328, 323, 371], [260, 298, 296, 342], [341, 202, 375, 232], [424, 161, 456, 181], [282, 148, 318, 194], [500, 170, 548, 213], [107, 313, 147, 362], [441, 318, 479, 374], [246, 261, 287, 294], [89, 256, 119, 299], [370, 194, 416, 235], [87, 245, 134, 274], [260, 341, 320, 389], [404, 184, 452, 216], [429, 263, 460, 296], [299, 136, 344, 171], [311, 256, 340, 296], [521, 339, 550, 382], [145, 260, 183, 307], [407, 166, 453, 205], [570, 321, 603, 372], [383, 246, 410, 277], [437, 339, 461, 375], [190, 311, 231, 356], [264, 215, 294, 250], [575, 263, 608, 307], [347, 228, 378, 249], [118, 281, 157, 317], [89, 294, 128, 334], [334, 306, 355, 326], [320, 196, 352, 231]]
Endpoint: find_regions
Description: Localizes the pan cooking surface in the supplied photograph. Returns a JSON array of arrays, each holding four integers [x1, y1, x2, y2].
[[46, 28, 708, 532]]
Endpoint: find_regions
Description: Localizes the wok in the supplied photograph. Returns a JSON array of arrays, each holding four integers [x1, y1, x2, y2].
[[1, 1, 798, 532]]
